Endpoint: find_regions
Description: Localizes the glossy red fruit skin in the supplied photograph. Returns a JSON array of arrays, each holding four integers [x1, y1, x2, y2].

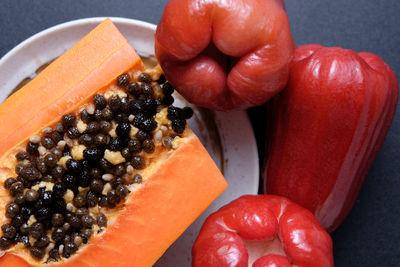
[[263, 44, 399, 232], [252, 255, 291, 267], [192, 195, 333, 267], [155, 0, 294, 110]]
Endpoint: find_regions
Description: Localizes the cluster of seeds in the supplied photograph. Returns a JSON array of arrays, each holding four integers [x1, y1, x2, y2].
[[0, 72, 193, 262]]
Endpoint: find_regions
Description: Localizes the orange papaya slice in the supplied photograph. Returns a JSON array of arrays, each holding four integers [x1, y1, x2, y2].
[[0, 19, 227, 266]]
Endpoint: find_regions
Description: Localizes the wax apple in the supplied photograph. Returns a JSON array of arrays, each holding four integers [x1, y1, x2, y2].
[[263, 44, 398, 232], [155, 0, 294, 110], [192, 195, 333, 267]]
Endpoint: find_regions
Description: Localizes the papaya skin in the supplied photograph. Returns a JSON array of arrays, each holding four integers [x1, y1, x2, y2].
[[0, 19, 228, 266]]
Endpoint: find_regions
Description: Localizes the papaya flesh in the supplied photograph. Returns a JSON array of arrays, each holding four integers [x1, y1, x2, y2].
[[0, 19, 228, 266]]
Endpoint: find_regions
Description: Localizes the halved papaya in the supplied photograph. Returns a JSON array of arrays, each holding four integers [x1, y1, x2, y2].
[[0, 19, 228, 266]]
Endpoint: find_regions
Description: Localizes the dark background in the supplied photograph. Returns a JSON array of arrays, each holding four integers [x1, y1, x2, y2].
[[1, 0, 399, 266]]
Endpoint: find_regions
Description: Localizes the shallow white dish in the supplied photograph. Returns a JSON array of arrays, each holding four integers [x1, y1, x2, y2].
[[0, 17, 259, 266]]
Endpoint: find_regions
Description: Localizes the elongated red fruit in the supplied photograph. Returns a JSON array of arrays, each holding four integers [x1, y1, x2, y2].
[[263, 44, 398, 232]]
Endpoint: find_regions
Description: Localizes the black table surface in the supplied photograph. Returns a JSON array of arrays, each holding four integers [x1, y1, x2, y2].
[[1, 1, 399, 266]]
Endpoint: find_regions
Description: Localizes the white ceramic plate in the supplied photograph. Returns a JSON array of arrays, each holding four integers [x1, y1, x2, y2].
[[0, 17, 259, 266]]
